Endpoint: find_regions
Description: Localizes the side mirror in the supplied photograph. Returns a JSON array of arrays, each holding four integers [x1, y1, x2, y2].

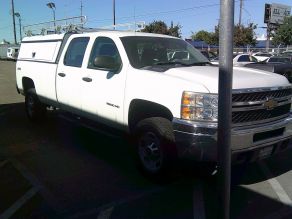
[[93, 56, 120, 72]]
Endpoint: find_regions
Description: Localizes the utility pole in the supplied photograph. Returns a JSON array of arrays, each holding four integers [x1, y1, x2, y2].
[[14, 12, 22, 42], [11, 0, 17, 44], [266, 23, 270, 52], [80, 0, 83, 27], [218, 0, 234, 218], [239, 0, 243, 25], [113, 0, 116, 29]]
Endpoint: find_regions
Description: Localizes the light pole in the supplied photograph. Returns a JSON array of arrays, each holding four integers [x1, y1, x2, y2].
[[11, 0, 17, 44], [113, 0, 116, 29], [46, 2, 56, 31], [14, 12, 22, 42]]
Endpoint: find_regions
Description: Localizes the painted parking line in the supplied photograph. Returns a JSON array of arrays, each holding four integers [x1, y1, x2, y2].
[[66, 186, 165, 218], [97, 206, 114, 219], [259, 161, 292, 207], [9, 158, 61, 213], [193, 180, 206, 219], [0, 187, 39, 219]]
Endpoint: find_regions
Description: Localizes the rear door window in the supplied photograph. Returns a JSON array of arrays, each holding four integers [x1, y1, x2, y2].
[[64, 37, 89, 67]]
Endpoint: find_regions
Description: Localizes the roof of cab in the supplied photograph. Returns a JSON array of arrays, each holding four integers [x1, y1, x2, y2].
[[83, 30, 178, 39]]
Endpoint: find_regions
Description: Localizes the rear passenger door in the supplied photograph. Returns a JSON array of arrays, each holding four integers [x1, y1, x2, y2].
[[56, 36, 89, 113]]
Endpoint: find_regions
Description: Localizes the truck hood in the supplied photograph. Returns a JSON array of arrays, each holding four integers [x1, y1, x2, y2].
[[165, 65, 290, 93]]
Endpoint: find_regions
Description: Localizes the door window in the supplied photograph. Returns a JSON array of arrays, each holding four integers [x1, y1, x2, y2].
[[64, 37, 89, 67], [88, 37, 122, 69]]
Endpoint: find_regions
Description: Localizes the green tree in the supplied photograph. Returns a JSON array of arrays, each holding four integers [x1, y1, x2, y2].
[[272, 16, 292, 46], [191, 23, 256, 47], [141, 20, 182, 38], [234, 23, 257, 47], [191, 30, 215, 45]]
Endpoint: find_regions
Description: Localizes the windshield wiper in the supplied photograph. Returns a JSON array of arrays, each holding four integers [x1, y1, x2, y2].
[[188, 62, 210, 66], [154, 61, 190, 66], [155, 61, 210, 66]]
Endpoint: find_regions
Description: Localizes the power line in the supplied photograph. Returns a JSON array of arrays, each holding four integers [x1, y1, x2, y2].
[[87, 2, 223, 24], [86, 0, 247, 25]]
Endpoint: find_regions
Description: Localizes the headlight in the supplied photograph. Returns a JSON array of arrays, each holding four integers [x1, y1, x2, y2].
[[181, 91, 218, 121]]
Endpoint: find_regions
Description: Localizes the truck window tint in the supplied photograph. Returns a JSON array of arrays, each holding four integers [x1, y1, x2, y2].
[[120, 36, 208, 69], [64, 37, 89, 67], [88, 37, 122, 69]]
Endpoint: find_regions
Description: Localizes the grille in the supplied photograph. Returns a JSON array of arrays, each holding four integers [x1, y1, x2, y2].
[[232, 88, 292, 103], [232, 104, 291, 124]]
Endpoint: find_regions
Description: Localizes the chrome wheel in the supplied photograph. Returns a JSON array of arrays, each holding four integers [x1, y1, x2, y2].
[[138, 132, 162, 173]]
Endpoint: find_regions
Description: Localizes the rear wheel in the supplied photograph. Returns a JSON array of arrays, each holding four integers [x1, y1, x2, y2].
[[25, 89, 46, 122], [134, 117, 177, 177]]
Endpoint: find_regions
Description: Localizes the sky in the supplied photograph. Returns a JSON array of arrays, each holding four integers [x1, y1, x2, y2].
[[0, 0, 291, 43]]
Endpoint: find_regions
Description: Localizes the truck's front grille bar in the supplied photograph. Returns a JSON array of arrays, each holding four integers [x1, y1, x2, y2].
[[232, 87, 292, 126], [232, 104, 290, 124], [232, 88, 292, 103]]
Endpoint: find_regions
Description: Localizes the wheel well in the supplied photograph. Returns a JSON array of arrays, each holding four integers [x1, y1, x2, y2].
[[22, 77, 35, 94], [128, 99, 173, 132]]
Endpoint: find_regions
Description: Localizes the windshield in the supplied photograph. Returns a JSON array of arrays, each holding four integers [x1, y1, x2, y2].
[[120, 36, 209, 69]]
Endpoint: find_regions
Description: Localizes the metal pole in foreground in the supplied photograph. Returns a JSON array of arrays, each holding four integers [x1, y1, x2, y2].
[[266, 22, 270, 52], [217, 0, 234, 219]]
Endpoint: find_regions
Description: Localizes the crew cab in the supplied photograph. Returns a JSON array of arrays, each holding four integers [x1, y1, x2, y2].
[[16, 30, 292, 176]]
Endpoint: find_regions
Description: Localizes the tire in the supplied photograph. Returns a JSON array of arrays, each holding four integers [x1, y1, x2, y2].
[[25, 88, 46, 122], [133, 117, 177, 177]]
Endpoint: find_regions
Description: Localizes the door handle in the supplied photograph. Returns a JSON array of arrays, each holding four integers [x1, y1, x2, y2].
[[58, 73, 66, 77], [82, 77, 92, 82]]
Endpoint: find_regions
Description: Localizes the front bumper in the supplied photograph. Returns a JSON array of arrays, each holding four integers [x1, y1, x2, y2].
[[173, 116, 292, 163]]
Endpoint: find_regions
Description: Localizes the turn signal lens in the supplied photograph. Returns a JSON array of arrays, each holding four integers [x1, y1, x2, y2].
[[181, 91, 218, 121]]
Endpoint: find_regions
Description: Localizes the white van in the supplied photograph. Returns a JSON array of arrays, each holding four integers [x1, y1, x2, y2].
[[7, 47, 20, 60]]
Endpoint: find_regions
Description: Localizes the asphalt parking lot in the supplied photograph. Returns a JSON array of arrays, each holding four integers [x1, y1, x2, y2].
[[1, 60, 292, 219]]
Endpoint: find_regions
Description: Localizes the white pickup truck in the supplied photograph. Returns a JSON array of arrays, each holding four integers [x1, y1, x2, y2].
[[16, 30, 292, 176]]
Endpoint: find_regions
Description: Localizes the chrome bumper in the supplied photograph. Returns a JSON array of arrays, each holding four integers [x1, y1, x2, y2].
[[172, 116, 292, 163]]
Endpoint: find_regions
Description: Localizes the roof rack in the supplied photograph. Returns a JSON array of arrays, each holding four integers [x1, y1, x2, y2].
[[23, 18, 145, 36], [23, 16, 87, 36]]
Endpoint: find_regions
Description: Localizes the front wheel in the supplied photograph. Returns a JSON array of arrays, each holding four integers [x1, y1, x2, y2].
[[134, 117, 177, 177], [25, 89, 46, 122]]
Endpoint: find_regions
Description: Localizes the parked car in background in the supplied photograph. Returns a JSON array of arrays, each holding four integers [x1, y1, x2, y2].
[[7, 47, 20, 60], [282, 50, 292, 56], [265, 56, 292, 64], [233, 54, 258, 66], [200, 50, 218, 61], [252, 52, 272, 61], [245, 60, 292, 83]]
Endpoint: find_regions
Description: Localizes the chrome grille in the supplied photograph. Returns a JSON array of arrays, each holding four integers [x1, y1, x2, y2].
[[232, 88, 292, 103], [232, 104, 290, 124], [232, 87, 292, 125]]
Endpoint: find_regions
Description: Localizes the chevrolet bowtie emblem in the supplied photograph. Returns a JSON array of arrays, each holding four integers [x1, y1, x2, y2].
[[264, 98, 278, 110]]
